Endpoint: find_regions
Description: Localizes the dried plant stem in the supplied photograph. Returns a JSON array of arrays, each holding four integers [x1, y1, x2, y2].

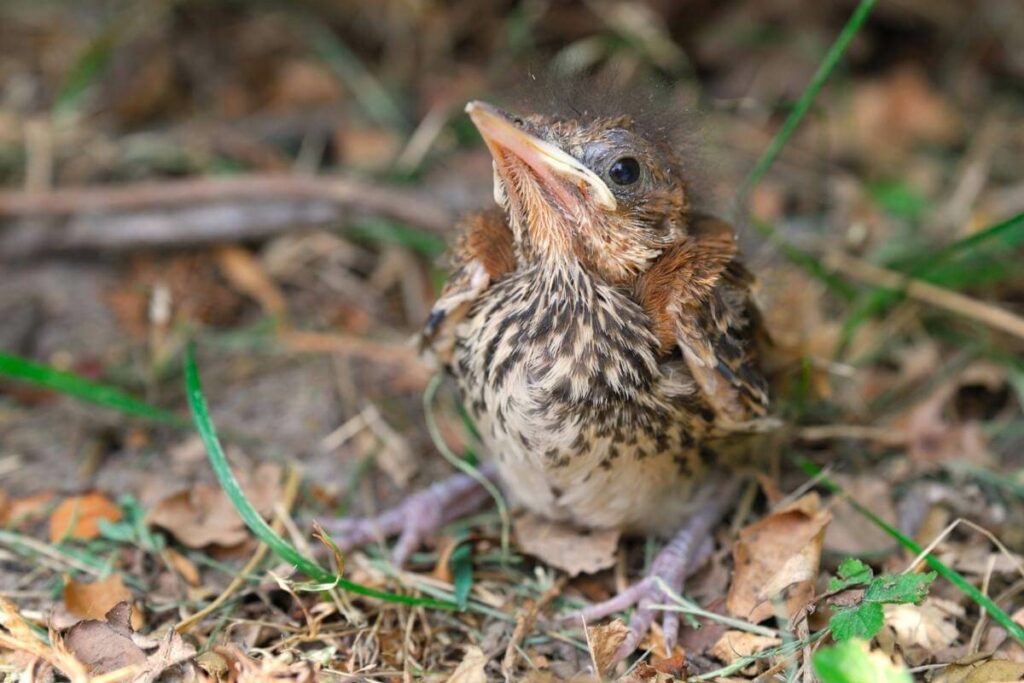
[[825, 251, 1024, 341]]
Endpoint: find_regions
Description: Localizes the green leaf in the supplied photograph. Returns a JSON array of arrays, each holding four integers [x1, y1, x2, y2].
[[0, 351, 185, 426], [863, 572, 936, 605], [450, 541, 474, 611], [830, 602, 884, 641], [828, 558, 874, 592], [183, 343, 455, 611], [798, 459, 1024, 645], [813, 639, 913, 683]]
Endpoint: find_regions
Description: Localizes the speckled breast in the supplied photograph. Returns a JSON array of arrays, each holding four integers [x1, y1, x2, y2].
[[448, 263, 713, 534]]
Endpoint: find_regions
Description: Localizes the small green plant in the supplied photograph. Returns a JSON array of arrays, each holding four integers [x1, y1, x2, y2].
[[813, 639, 913, 683], [826, 558, 935, 641]]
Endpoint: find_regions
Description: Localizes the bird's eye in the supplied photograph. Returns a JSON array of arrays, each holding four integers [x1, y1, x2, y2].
[[608, 157, 641, 186]]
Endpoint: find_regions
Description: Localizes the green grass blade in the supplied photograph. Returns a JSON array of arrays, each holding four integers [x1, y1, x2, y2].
[[798, 459, 1024, 644], [736, 0, 878, 204], [0, 351, 185, 426], [839, 211, 1024, 351], [183, 343, 455, 610]]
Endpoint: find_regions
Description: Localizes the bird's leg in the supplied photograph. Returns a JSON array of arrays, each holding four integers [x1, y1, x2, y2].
[[569, 478, 741, 661], [319, 462, 498, 566]]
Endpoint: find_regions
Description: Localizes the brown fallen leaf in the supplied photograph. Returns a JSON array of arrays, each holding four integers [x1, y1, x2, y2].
[[934, 653, 1024, 683], [164, 548, 202, 586], [446, 645, 489, 683], [710, 630, 781, 669], [727, 493, 831, 623], [65, 602, 147, 676], [513, 513, 619, 577], [65, 602, 196, 682], [146, 463, 280, 549], [63, 574, 142, 630], [825, 475, 899, 556], [0, 490, 55, 527], [49, 492, 122, 543], [587, 619, 630, 676]]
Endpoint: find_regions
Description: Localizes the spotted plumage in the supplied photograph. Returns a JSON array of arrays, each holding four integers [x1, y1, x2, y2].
[[421, 102, 770, 537]]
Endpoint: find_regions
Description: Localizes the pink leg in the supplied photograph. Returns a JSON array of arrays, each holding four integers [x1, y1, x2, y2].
[[568, 478, 740, 662], [320, 462, 498, 566]]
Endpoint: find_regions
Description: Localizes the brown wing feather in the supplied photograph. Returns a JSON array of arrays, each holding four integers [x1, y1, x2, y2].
[[419, 209, 515, 363], [636, 215, 769, 424]]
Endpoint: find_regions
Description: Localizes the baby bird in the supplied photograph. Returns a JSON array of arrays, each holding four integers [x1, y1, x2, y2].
[[326, 100, 771, 658]]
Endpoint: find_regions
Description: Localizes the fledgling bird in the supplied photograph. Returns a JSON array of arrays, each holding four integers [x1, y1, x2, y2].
[[326, 98, 772, 658]]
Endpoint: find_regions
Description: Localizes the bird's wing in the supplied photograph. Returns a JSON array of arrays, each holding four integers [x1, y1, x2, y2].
[[636, 214, 770, 426], [419, 208, 516, 364]]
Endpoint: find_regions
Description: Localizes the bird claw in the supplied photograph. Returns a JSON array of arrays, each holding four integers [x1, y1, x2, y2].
[[564, 481, 737, 665], [568, 535, 713, 662], [318, 465, 496, 567]]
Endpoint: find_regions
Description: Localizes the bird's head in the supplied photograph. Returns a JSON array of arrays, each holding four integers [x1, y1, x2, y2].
[[467, 100, 691, 285]]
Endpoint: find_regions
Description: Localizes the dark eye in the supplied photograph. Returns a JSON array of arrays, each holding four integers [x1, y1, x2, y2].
[[608, 157, 641, 186]]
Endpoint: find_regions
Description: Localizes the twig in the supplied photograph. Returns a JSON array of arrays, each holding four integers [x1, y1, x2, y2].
[[175, 465, 302, 634], [825, 251, 1024, 341], [0, 174, 453, 255]]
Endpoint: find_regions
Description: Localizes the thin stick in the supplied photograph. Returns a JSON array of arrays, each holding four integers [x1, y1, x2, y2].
[[0, 174, 451, 231], [825, 251, 1024, 341]]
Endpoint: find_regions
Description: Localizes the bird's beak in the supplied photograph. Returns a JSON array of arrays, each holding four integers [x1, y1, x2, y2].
[[466, 101, 617, 213]]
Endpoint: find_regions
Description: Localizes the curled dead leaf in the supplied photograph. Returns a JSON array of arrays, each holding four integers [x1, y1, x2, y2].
[[727, 493, 831, 623], [513, 513, 619, 577], [49, 492, 122, 543]]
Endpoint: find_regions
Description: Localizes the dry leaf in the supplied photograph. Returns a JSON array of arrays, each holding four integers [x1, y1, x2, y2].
[[146, 463, 280, 548], [0, 490, 55, 527], [588, 619, 630, 675], [883, 598, 962, 653], [513, 513, 619, 577], [63, 574, 142, 630], [727, 493, 831, 623], [164, 548, 202, 586], [935, 654, 1024, 683], [65, 602, 196, 681], [710, 630, 781, 667], [65, 603, 147, 676], [825, 475, 899, 555], [49, 492, 122, 542], [447, 645, 489, 683]]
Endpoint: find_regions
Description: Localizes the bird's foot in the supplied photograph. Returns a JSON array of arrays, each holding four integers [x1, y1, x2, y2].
[[318, 463, 497, 566], [568, 480, 739, 662]]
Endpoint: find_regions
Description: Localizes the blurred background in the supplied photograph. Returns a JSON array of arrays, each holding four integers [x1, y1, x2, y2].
[[1, 0, 1023, 678]]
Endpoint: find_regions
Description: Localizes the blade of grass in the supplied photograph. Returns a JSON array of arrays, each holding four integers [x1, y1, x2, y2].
[[183, 343, 455, 610], [797, 459, 1024, 644], [0, 351, 185, 426], [736, 0, 878, 205], [839, 211, 1024, 348]]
